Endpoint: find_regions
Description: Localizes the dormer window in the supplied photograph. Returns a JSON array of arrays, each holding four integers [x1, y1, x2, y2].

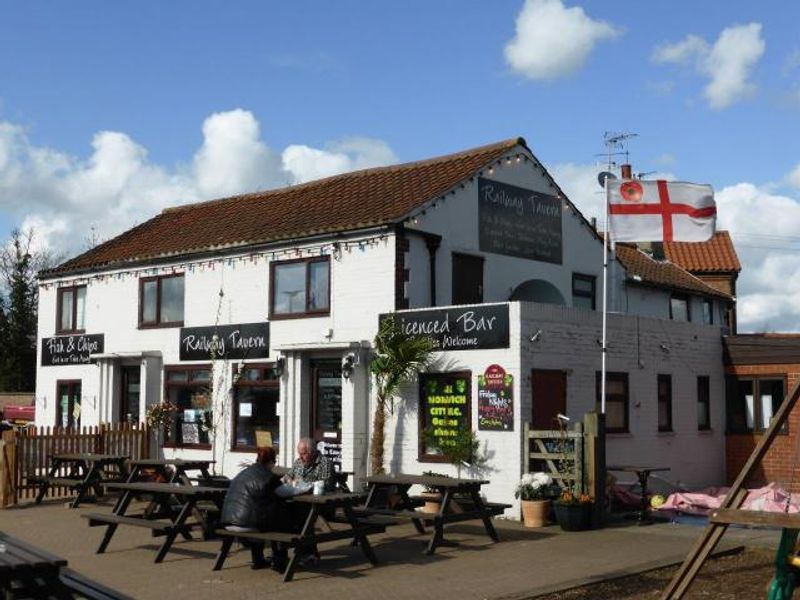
[[670, 294, 690, 322]]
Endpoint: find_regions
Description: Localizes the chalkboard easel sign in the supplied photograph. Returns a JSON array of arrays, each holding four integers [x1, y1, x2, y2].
[[477, 364, 514, 431], [418, 371, 471, 461]]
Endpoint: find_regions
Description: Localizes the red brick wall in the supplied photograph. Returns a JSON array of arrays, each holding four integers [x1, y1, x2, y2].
[[726, 363, 800, 489]]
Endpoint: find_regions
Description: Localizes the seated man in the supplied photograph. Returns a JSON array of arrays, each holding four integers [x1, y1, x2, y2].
[[220, 446, 290, 571], [283, 437, 335, 492]]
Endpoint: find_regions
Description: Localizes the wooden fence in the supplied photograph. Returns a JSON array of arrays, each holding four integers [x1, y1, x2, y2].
[[0, 423, 150, 506], [523, 412, 606, 527]]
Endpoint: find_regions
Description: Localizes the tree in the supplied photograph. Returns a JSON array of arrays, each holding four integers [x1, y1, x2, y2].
[[0, 229, 61, 391], [369, 317, 436, 474]]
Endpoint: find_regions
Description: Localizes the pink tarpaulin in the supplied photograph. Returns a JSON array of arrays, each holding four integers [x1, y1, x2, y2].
[[653, 483, 800, 516]]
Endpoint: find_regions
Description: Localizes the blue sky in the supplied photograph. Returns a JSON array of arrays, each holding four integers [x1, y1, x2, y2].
[[1, 1, 800, 330]]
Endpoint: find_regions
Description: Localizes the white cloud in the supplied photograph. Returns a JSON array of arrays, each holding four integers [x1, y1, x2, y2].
[[504, 0, 620, 80], [0, 110, 397, 256], [282, 137, 397, 184], [651, 23, 765, 110], [788, 163, 800, 189]]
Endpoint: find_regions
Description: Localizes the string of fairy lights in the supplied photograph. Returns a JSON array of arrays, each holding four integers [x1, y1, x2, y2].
[[40, 146, 591, 291]]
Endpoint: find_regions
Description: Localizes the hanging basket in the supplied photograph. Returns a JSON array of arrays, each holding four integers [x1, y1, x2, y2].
[[554, 501, 593, 531]]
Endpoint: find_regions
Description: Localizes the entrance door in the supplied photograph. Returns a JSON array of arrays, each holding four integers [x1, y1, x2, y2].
[[452, 253, 484, 305], [56, 380, 82, 429], [120, 366, 141, 423], [531, 369, 566, 429], [311, 362, 343, 469]]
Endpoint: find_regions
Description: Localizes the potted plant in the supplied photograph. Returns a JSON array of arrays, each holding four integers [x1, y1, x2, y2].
[[418, 471, 449, 513], [515, 472, 556, 527], [553, 488, 594, 531], [145, 401, 176, 455]]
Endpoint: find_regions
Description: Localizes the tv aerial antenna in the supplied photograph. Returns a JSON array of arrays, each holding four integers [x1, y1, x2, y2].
[[596, 131, 637, 188]]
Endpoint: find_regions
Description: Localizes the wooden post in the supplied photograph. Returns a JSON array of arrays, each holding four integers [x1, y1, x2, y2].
[[0, 430, 17, 507], [573, 421, 584, 494], [583, 412, 606, 529], [522, 422, 530, 474]]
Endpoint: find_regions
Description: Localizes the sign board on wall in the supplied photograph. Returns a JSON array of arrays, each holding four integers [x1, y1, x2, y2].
[[478, 177, 562, 264], [380, 304, 509, 352], [419, 371, 471, 459], [41, 334, 105, 366], [477, 364, 514, 431], [180, 322, 269, 361]]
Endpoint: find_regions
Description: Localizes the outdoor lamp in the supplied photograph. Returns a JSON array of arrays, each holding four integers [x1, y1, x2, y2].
[[342, 353, 357, 379], [274, 357, 286, 377]]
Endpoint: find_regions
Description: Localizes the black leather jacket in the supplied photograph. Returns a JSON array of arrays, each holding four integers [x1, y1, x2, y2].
[[221, 463, 280, 530]]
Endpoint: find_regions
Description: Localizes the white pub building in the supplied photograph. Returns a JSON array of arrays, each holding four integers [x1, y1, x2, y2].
[[35, 138, 731, 514]]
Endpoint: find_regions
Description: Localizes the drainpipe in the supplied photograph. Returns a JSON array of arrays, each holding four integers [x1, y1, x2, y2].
[[425, 237, 440, 306]]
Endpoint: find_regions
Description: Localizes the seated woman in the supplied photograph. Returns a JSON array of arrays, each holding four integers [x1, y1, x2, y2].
[[220, 446, 298, 571]]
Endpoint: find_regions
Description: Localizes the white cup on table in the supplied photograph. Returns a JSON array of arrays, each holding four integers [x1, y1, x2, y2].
[[313, 480, 325, 495]]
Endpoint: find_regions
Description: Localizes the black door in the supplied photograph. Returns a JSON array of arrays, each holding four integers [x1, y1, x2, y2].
[[120, 366, 141, 423], [531, 369, 566, 429], [452, 253, 484, 305], [57, 380, 82, 429], [311, 362, 343, 469]]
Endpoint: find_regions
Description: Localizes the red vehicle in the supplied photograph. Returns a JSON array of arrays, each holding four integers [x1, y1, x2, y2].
[[3, 400, 34, 423]]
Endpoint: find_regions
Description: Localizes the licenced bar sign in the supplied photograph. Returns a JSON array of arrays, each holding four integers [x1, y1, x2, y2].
[[41, 334, 105, 366], [380, 304, 509, 351]]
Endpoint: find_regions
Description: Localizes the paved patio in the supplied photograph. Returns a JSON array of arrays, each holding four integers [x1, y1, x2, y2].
[[0, 499, 780, 599]]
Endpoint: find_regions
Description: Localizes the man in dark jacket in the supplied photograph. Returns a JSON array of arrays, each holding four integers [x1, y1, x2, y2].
[[221, 446, 288, 570]]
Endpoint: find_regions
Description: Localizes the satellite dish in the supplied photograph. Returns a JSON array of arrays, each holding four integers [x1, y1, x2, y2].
[[597, 171, 617, 188]]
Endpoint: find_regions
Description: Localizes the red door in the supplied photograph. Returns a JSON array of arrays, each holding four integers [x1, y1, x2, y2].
[[531, 369, 566, 429]]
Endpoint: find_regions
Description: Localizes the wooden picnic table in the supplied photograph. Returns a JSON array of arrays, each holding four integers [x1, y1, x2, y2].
[[82, 481, 227, 563], [0, 531, 131, 599], [272, 465, 352, 492], [214, 490, 384, 582], [126, 458, 215, 485], [607, 464, 671, 525], [35, 453, 129, 508], [361, 474, 510, 555]]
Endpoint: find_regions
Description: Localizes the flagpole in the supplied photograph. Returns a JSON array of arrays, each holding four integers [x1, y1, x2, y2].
[[601, 178, 609, 415]]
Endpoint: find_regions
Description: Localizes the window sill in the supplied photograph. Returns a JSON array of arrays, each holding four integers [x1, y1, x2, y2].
[[139, 322, 185, 330], [657, 430, 676, 436], [606, 431, 632, 437], [56, 329, 86, 336], [230, 447, 281, 454], [698, 428, 713, 434], [162, 443, 212, 450], [269, 311, 330, 321]]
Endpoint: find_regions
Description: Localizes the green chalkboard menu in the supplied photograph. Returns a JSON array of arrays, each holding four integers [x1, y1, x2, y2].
[[418, 371, 471, 461]]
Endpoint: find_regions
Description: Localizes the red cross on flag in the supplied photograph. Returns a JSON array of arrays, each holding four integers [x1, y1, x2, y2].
[[607, 179, 716, 242]]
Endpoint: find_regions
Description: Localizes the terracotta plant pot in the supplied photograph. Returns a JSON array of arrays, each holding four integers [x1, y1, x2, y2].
[[521, 499, 551, 527], [418, 492, 442, 514]]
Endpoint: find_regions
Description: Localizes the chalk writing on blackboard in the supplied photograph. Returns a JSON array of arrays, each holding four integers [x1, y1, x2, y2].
[[477, 364, 514, 431]]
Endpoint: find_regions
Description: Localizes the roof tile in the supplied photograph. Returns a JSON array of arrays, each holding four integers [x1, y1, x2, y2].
[[663, 231, 741, 273]]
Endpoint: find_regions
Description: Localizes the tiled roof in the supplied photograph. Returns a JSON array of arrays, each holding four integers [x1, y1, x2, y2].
[[45, 137, 528, 277], [663, 231, 741, 273], [614, 243, 732, 299]]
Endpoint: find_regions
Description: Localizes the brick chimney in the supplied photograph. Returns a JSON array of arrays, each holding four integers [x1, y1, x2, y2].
[[621, 163, 632, 179]]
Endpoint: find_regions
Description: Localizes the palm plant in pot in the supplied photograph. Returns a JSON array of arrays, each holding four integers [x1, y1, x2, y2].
[[515, 472, 556, 527]]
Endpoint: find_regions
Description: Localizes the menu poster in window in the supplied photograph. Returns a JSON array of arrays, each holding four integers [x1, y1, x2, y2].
[[478, 177, 562, 264], [477, 364, 514, 431], [420, 372, 470, 458], [317, 440, 342, 470], [181, 422, 200, 444]]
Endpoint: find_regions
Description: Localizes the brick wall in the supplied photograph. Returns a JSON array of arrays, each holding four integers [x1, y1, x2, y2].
[[725, 363, 800, 489]]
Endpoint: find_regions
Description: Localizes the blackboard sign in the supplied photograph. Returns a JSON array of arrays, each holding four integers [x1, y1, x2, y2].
[[419, 372, 471, 460], [180, 322, 269, 361], [478, 364, 514, 431], [381, 304, 509, 352], [317, 440, 342, 471], [41, 334, 104, 366], [478, 177, 562, 264]]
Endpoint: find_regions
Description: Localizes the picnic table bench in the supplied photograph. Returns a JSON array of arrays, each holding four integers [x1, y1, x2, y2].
[[34, 453, 129, 508], [126, 458, 216, 485], [213, 491, 384, 582], [0, 531, 131, 599], [82, 481, 227, 563], [358, 474, 511, 555]]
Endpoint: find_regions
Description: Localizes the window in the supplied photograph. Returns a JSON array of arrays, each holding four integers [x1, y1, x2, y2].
[[57, 286, 86, 333], [56, 380, 82, 429], [596, 372, 629, 433], [418, 371, 471, 461], [270, 257, 330, 318], [670, 294, 690, 322], [572, 274, 596, 310], [702, 299, 713, 325], [164, 365, 212, 447], [657, 374, 672, 432], [697, 376, 711, 431], [232, 364, 281, 452], [726, 376, 785, 433], [139, 274, 184, 327]]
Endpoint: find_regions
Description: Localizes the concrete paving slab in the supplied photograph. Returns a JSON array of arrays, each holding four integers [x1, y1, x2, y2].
[[0, 500, 780, 600]]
